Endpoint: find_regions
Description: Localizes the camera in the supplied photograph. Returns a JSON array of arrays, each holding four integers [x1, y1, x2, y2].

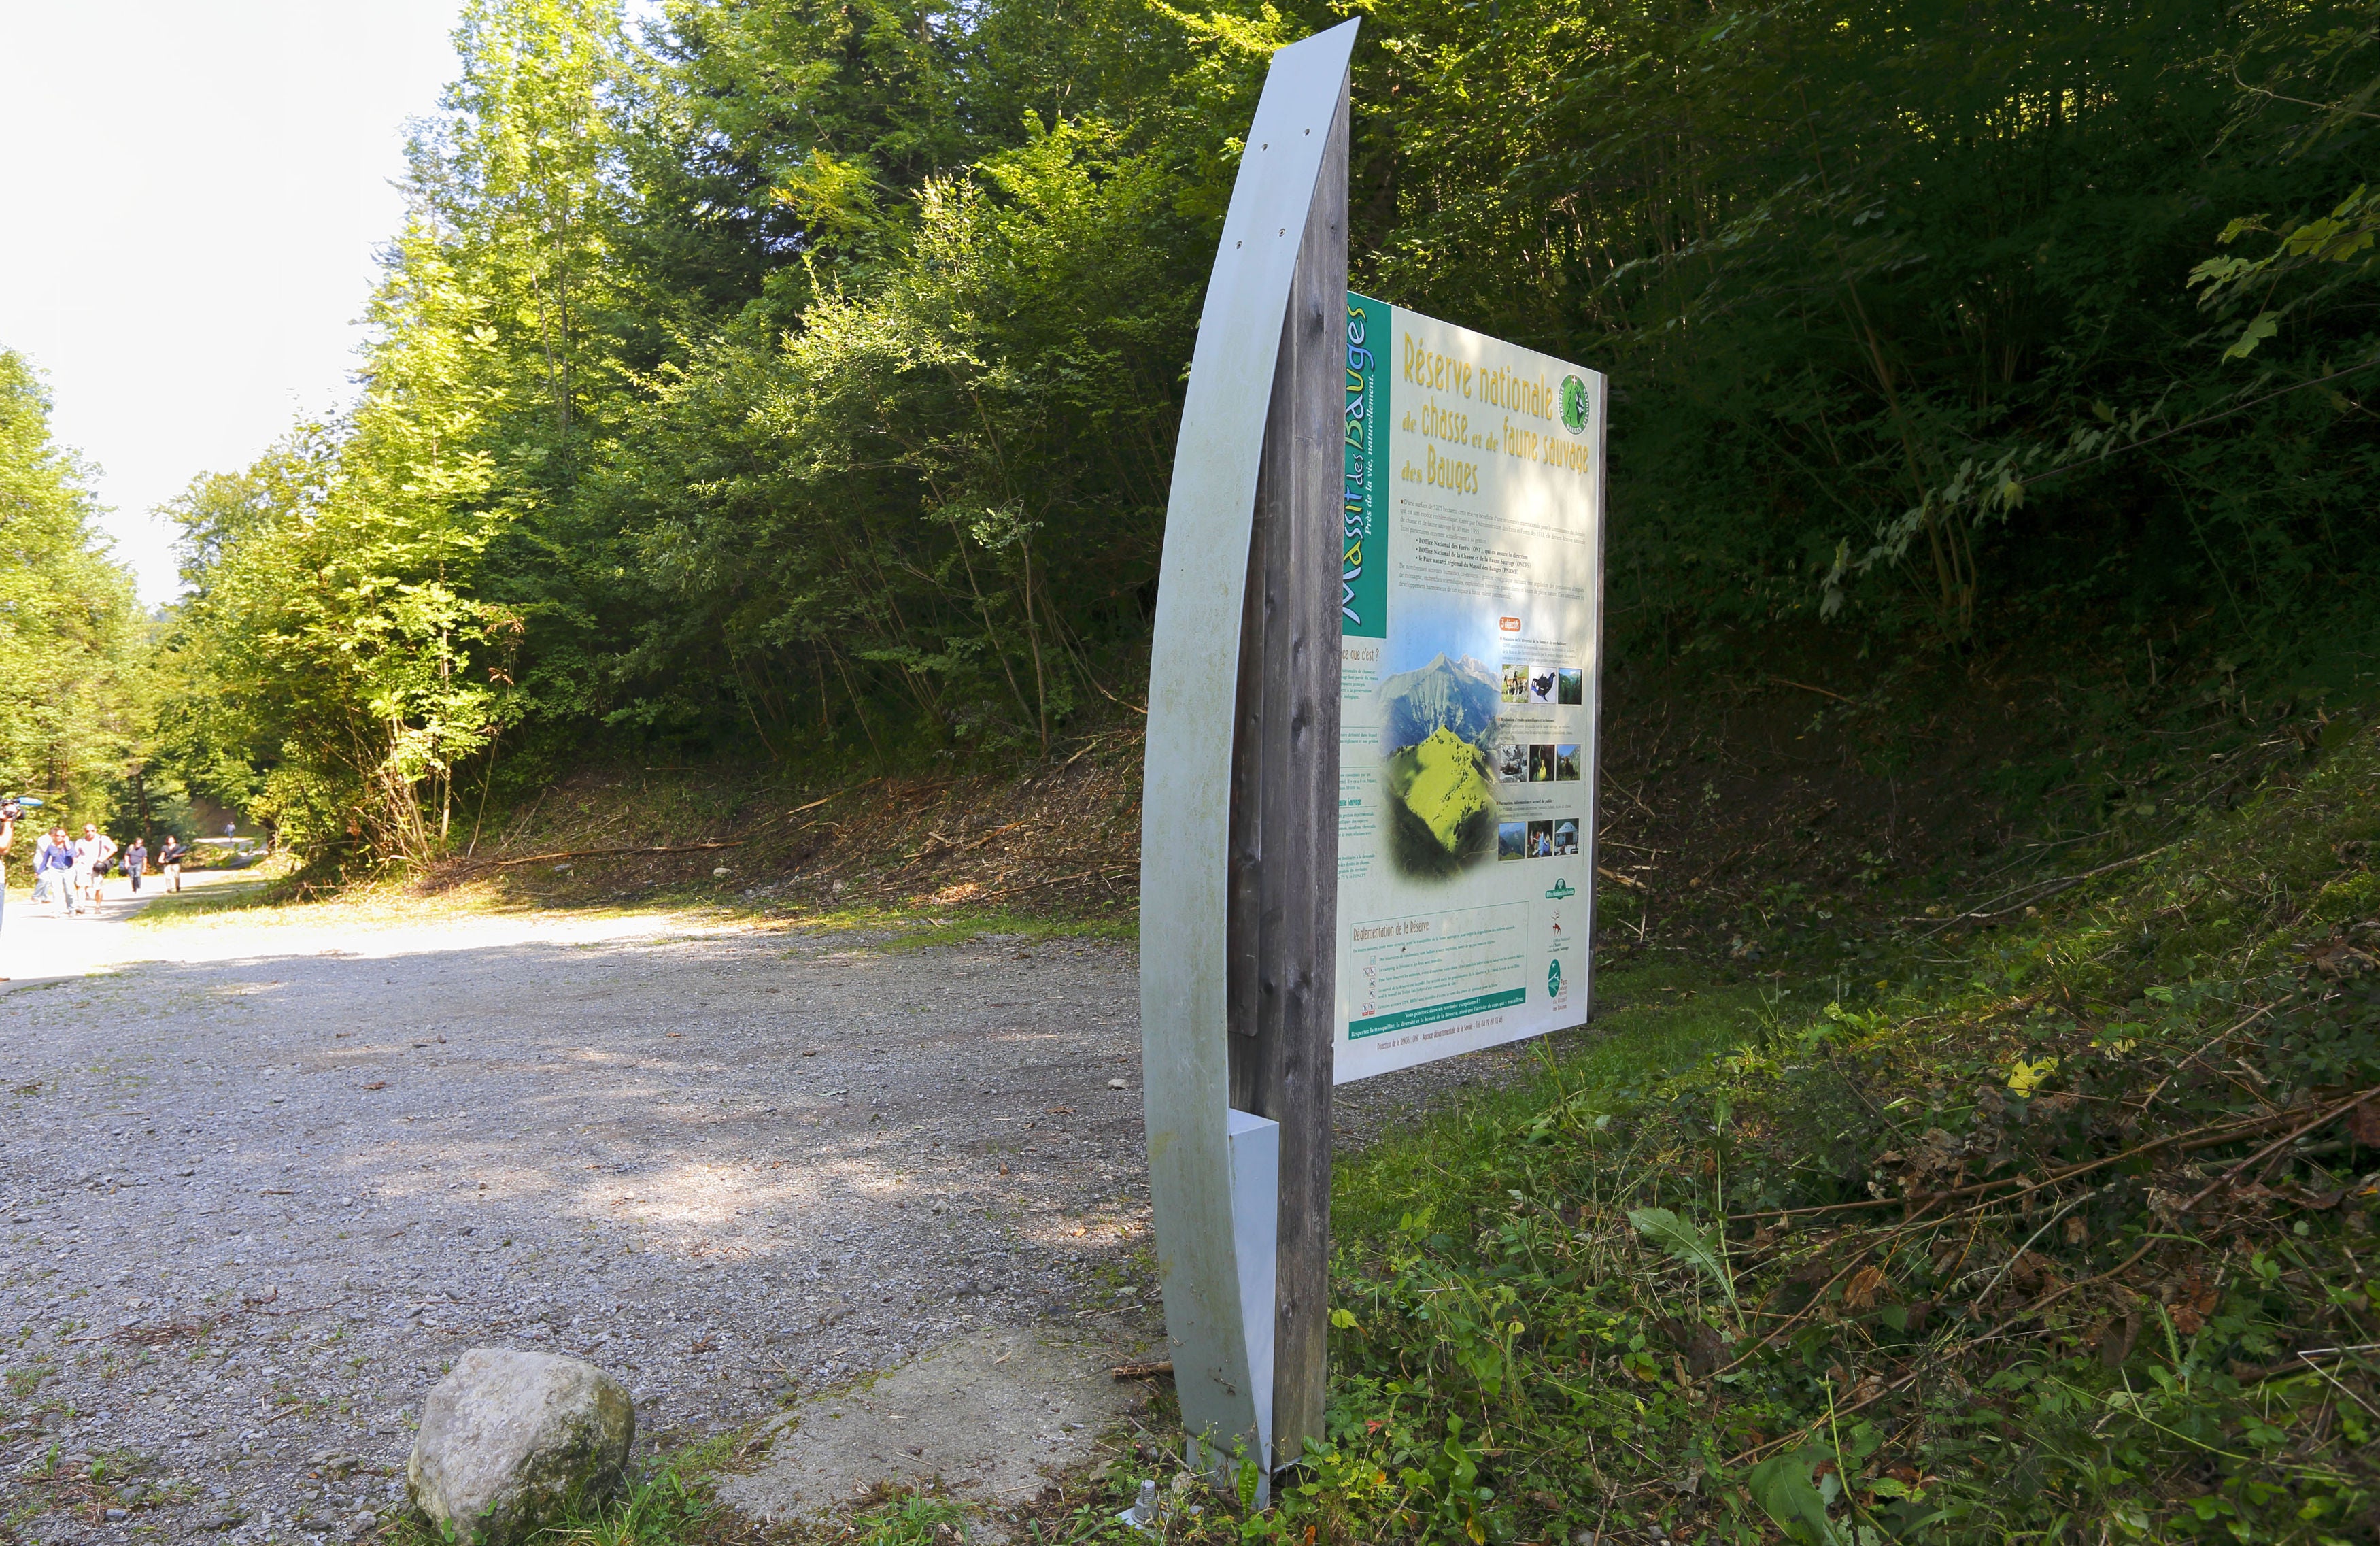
[[0, 795, 42, 823]]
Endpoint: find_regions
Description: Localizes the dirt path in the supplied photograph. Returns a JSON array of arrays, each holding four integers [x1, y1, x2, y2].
[[0, 888, 1163, 1543]]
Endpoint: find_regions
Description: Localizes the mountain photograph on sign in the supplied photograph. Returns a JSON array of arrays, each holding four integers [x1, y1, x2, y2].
[[1378, 652, 1501, 755], [1376, 653, 1501, 878]]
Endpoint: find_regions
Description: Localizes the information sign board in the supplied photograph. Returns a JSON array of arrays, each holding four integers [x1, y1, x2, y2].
[[1334, 292, 1607, 1083]]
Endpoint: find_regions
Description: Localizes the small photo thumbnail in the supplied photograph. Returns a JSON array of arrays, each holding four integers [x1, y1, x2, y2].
[[1500, 664, 1531, 704], [1495, 742, 1527, 782], [1498, 821, 1528, 861], [1527, 667, 1558, 705], [1527, 819, 1555, 858], [1552, 818, 1580, 856], [1529, 743, 1557, 782], [1557, 667, 1583, 705], [1555, 744, 1582, 781]]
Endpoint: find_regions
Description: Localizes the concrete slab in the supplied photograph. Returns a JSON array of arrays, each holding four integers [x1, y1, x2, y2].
[[719, 1326, 1156, 1533]]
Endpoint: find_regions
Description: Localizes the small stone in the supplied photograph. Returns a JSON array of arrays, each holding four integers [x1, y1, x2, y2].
[[408, 1347, 634, 1545], [199, 1511, 245, 1532], [1107, 1079, 1127, 1090]]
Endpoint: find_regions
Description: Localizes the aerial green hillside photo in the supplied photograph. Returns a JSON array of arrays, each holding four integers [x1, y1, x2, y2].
[[1384, 726, 1498, 877], [1376, 654, 1505, 878]]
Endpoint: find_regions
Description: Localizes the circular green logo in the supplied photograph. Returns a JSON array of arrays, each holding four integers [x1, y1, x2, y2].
[[1547, 958, 1563, 998], [1560, 375, 1590, 435]]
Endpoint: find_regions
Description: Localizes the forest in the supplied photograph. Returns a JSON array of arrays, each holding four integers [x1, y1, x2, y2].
[[3, 5, 2379, 1542], [2, 0, 2373, 862]]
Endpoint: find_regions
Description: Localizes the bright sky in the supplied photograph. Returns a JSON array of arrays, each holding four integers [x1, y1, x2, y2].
[[0, 1, 468, 608]]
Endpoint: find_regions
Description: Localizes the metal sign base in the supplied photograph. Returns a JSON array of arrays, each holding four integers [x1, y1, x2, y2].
[[1138, 18, 1355, 1495]]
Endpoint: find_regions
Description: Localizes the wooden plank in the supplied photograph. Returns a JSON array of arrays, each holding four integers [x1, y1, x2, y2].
[[1225, 69, 1349, 1466]]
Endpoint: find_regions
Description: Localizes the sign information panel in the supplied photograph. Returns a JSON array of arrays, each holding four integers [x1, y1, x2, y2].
[[1334, 292, 1606, 1084]]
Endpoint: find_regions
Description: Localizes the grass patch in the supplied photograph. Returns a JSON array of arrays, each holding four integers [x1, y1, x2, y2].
[[1, 1442, 188, 1534], [1217, 726, 2380, 1543], [559, 886, 1134, 947], [376, 1436, 736, 1545], [122, 864, 1135, 954], [870, 904, 1136, 951], [1334, 967, 1772, 1243], [124, 877, 296, 925], [834, 1489, 974, 1543]]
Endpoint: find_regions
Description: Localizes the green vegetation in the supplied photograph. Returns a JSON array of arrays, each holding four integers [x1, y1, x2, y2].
[[3, 0, 2378, 1536], [1374, 0, 2380, 658], [120, 875, 296, 926], [375, 1435, 729, 1545], [0, 1443, 190, 1534], [1254, 733, 2380, 1543], [872, 906, 1135, 950], [0, 352, 142, 825], [5, 0, 2340, 865]]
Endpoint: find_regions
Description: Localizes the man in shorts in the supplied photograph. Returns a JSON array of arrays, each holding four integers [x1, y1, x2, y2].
[[158, 833, 184, 892], [73, 824, 114, 911]]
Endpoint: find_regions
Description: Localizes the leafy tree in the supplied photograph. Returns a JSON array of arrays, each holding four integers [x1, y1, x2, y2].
[[147, 0, 2380, 861], [0, 349, 141, 826]]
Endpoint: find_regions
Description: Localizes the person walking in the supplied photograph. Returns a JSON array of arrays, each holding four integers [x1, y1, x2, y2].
[[94, 827, 118, 905], [124, 835, 148, 894], [158, 833, 184, 892], [69, 825, 97, 913], [0, 801, 14, 975], [39, 827, 75, 913], [29, 827, 55, 908], [73, 824, 113, 911]]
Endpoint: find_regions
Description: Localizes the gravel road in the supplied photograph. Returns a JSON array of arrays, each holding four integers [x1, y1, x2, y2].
[[0, 884, 1166, 1545], [0, 881, 1545, 1545]]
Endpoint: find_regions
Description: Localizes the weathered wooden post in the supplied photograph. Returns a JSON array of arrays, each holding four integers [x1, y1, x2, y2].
[[1141, 17, 1608, 1498], [1227, 50, 1348, 1471], [1139, 19, 1355, 1493]]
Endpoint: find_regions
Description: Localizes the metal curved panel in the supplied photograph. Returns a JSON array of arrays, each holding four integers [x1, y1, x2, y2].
[[1140, 17, 1359, 1478]]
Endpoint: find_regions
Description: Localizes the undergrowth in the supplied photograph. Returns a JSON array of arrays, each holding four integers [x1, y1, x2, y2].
[[1236, 723, 2380, 1543]]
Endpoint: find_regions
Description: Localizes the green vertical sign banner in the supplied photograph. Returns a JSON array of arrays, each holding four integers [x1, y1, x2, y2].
[[1342, 292, 1391, 640]]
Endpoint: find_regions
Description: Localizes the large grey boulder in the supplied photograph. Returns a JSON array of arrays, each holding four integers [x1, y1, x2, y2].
[[408, 1348, 635, 1543]]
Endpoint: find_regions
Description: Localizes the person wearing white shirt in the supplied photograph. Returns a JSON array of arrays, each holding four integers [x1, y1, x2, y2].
[[73, 824, 114, 912]]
